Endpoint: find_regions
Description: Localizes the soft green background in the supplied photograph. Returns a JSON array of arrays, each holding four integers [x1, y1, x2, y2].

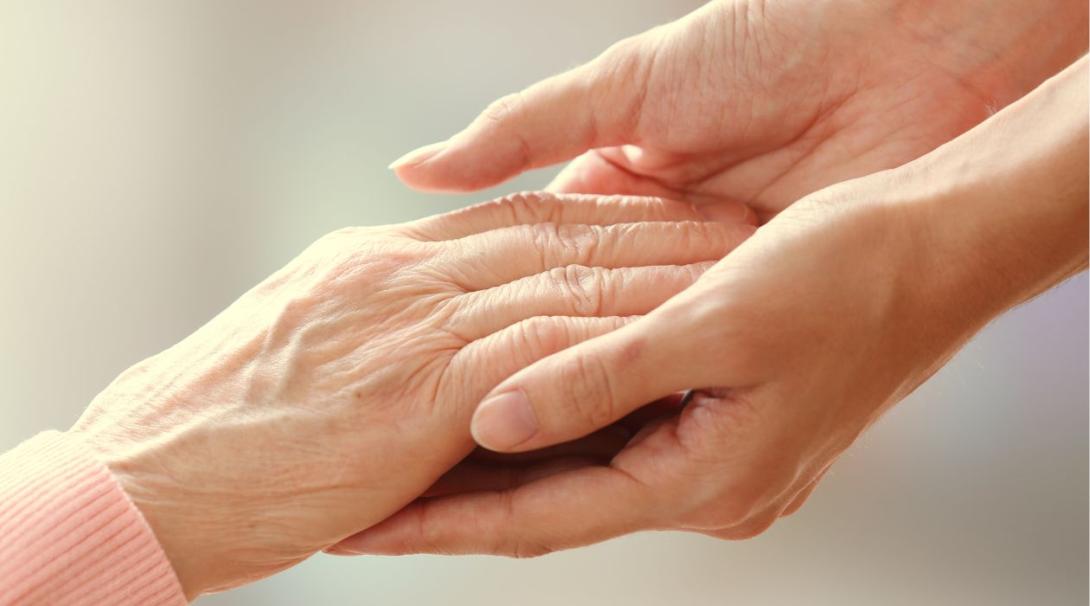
[[1, 1, 1086, 604]]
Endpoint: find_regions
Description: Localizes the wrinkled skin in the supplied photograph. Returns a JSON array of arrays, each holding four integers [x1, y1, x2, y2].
[[391, 0, 1086, 221], [70, 193, 753, 597], [337, 58, 1088, 556]]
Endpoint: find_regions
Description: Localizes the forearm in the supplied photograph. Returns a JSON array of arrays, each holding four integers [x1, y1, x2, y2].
[[907, 57, 1088, 325]]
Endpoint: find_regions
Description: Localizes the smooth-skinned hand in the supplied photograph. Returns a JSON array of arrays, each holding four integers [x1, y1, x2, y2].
[[70, 193, 754, 597], [334, 58, 1088, 556], [390, 0, 1086, 220]]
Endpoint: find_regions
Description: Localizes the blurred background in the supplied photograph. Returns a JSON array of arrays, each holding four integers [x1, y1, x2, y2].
[[0, 1, 1086, 604]]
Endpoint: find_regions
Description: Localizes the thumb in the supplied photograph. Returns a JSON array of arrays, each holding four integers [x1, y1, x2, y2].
[[390, 36, 653, 192], [470, 308, 712, 453]]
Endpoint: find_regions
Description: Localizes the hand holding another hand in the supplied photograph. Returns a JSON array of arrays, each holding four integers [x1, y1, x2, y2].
[[391, 0, 1086, 219], [340, 58, 1088, 556], [69, 194, 752, 597]]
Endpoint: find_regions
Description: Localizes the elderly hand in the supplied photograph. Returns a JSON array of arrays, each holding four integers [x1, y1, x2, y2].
[[69, 193, 753, 597], [333, 59, 1088, 556], [389, 0, 1086, 220]]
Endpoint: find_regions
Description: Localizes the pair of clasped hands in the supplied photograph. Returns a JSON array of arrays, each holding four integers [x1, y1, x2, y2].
[[71, 0, 1088, 598]]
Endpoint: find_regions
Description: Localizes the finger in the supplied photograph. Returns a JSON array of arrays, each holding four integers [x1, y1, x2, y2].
[[403, 192, 704, 241], [546, 150, 680, 197], [449, 316, 633, 402], [695, 459, 820, 540], [448, 262, 711, 341], [389, 37, 652, 192], [549, 149, 756, 214], [422, 455, 603, 498], [438, 315, 647, 445], [466, 423, 633, 466], [469, 308, 721, 452], [446, 219, 753, 291], [328, 465, 654, 557]]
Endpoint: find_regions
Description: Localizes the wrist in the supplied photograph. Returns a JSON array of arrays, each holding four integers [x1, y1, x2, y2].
[[893, 58, 1088, 325], [73, 425, 204, 600], [1, 431, 187, 605]]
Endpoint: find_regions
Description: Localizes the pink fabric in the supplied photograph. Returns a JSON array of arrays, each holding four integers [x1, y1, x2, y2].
[[0, 431, 186, 605]]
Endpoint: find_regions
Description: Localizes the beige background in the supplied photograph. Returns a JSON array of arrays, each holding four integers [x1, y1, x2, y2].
[[1, 1, 1086, 604]]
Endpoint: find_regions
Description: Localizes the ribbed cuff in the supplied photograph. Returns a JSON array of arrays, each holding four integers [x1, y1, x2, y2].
[[0, 431, 187, 605]]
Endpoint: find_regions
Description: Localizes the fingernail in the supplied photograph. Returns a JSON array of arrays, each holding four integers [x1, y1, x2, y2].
[[388, 140, 449, 170], [324, 544, 361, 556], [326, 529, 396, 556], [697, 202, 759, 226], [471, 390, 538, 451]]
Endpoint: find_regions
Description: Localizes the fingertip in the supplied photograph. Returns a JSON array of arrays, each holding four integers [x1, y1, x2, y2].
[[388, 140, 468, 193], [388, 140, 449, 171], [389, 139, 519, 193], [471, 390, 539, 452], [327, 513, 415, 556]]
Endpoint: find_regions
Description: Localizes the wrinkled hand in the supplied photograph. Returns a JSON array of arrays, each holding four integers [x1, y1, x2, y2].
[[332, 191, 947, 555], [390, 0, 1085, 220], [70, 193, 753, 596], [335, 59, 1088, 556]]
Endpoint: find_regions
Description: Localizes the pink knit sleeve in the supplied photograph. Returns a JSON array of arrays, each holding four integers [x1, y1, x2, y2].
[[0, 431, 187, 606]]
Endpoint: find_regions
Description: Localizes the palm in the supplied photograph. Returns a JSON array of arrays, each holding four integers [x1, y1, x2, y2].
[[394, 0, 1082, 220], [549, 0, 997, 219]]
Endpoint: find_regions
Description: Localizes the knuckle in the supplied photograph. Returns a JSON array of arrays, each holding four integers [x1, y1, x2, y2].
[[559, 352, 618, 429], [596, 33, 653, 89], [600, 31, 649, 62], [495, 191, 555, 224], [662, 221, 698, 255], [549, 265, 604, 316], [683, 220, 719, 248], [310, 226, 366, 258], [697, 220, 740, 254], [682, 391, 765, 449], [481, 92, 523, 127], [477, 93, 533, 171], [321, 226, 358, 241], [674, 392, 760, 459], [511, 317, 567, 358], [415, 502, 441, 553], [687, 261, 714, 282], [491, 491, 554, 559], [554, 224, 602, 265], [528, 223, 561, 266]]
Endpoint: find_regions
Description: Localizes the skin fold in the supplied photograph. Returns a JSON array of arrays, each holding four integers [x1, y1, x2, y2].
[[69, 193, 754, 597], [334, 57, 1088, 556], [43, 0, 1087, 595]]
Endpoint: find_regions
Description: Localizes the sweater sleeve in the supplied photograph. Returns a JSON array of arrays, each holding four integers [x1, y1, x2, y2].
[[0, 431, 187, 606]]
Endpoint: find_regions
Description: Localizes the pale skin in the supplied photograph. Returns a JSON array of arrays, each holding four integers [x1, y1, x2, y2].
[[388, 0, 1087, 220], [28, 0, 1086, 596], [69, 194, 754, 598], [332, 3, 1089, 555]]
